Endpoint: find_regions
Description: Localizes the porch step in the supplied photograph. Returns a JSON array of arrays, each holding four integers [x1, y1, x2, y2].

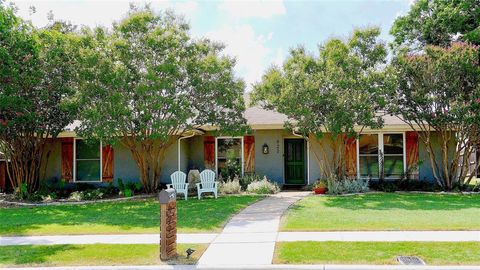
[[282, 184, 306, 191]]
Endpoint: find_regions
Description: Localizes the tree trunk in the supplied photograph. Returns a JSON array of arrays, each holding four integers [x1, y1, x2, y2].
[[4, 137, 46, 194], [122, 137, 175, 194]]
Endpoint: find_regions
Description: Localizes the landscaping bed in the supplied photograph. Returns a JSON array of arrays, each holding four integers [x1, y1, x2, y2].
[[0, 195, 263, 235], [274, 241, 480, 265], [0, 243, 206, 267], [281, 193, 480, 231]]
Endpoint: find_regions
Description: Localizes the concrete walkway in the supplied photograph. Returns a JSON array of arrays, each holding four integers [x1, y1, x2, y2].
[[278, 231, 480, 242], [0, 234, 216, 246], [3, 230, 479, 246], [197, 191, 309, 266]]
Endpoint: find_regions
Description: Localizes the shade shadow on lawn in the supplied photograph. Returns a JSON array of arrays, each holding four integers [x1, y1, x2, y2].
[[0, 244, 206, 266], [0, 195, 262, 235], [0, 245, 79, 265]]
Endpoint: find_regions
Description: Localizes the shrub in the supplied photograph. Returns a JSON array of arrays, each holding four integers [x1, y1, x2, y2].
[[101, 182, 118, 196], [369, 180, 441, 192], [117, 179, 142, 197], [123, 188, 133, 197], [68, 189, 105, 201], [14, 183, 28, 200], [327, 179, 369, 195], [239, 174, 262, 190], [313, 179, 328, 189], [219, 176, 242, 194], [68, 191, 82, 201], [81, 189, 104, 200], [247, 176, 280, 194], [41, 192, 56, 202]]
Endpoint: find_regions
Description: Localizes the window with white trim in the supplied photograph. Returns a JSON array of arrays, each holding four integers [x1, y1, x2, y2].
[[216, 137, 243, 178], [75, 139, 101, 182], [359, 134, 379, 178], [382, 134, 405, 178], [358, 133, 405, 179]]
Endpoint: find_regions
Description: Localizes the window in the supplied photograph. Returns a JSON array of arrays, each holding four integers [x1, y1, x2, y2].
[[216, 138, 243, 178], [358, 133, 405, 179], [359, 134, 379, 178], [75, 139, 101, 182], [477, 147, 480, 178], [383, 134, 404, 178]]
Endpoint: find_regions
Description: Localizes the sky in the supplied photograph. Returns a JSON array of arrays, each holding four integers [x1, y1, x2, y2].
[[11, 0, 412, 90]]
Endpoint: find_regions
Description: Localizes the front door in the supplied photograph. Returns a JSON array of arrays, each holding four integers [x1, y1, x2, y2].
[[284, 139, 305, 185]]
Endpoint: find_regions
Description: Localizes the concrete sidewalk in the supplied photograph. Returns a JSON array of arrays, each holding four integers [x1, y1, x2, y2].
[[278, 231, 480, 242], [2, 265, 480, 270], [3, 230, 479, 246], [0, 234, 217, 245], [197, 191, 309, 266]]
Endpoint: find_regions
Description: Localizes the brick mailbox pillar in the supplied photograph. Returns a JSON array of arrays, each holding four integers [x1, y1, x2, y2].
[[159, 188, 177, 260]]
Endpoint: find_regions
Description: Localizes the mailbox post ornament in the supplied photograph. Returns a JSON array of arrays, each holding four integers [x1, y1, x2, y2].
[[159, 188, 177, 260]]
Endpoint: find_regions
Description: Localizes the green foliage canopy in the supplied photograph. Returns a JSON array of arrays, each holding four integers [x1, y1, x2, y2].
[[0, 3, 79, 192], [391, 0, 480, 48], [77, 8, 246, 192], [251, 28, 393, 179], [389, 42, 480, 189]]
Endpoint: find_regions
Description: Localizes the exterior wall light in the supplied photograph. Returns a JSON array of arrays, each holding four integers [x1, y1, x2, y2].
[[262, 143, 269, 154]]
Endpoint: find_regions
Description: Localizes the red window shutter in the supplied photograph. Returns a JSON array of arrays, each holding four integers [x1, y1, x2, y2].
[[102, 144, 114, 182], [61, 138, 74, 182], [244, 136, 255, 174], [345, 137, 357, 179], [406, 131, 419, 180], [204, 136, 215, 170]]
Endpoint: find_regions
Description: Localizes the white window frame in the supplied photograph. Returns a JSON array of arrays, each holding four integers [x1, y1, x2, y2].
[[215, 136, 244, 177], [357, 132, 406, 180], [73, 138, 103, 183]]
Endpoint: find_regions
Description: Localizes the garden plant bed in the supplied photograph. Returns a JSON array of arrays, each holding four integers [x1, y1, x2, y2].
[[0, 243, 207, 267], [281, 193, 480, 231], [0, 195, 263, 235], [274, 241, 480, 265], [0, 194, 156, 207]]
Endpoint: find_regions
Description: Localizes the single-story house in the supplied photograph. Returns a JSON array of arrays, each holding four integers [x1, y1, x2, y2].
[[1, 106, 478, 191]]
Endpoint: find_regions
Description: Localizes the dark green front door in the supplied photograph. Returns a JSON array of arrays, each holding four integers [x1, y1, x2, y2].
[[284, 139, 306, 184]]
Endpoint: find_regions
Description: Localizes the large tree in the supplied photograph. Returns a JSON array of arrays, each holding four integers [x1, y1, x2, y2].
[[251, 28, 392, 180], [391, 0, 480, 48], [0, 4, 78, 193], [77, 8, 246, 193], [388, 43, 480, 190]]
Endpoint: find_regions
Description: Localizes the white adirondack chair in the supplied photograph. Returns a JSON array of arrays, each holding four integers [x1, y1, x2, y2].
[[167, 171, 189, 200], [197, 169, 218, 199]]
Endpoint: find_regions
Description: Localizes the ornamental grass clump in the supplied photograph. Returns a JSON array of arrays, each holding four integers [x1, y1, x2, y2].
[[327, 179, 369, 195], [219, 176, 242, 195], [247, 176, 280, 194]]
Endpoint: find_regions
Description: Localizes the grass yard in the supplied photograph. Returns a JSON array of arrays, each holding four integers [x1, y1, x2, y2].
[[0, 243, 206, 267], [274, 241, 480, 265], [0, 195, 262, 236], [281, 193, 480, 231]]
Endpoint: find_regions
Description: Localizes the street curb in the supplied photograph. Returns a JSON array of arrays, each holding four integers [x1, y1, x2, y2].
[[2, 264, 480, 270]]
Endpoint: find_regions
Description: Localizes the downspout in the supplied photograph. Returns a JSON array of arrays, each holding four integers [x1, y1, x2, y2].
[[292, 130, 310, 184], [178, 132, 196, 171]]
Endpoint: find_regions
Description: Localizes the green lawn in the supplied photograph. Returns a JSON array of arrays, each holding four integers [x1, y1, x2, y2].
[[0, 195, 262, 235], [0, 243, 206, 267], [281, 193, 480, 231], [275, 241, 480, 265]]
